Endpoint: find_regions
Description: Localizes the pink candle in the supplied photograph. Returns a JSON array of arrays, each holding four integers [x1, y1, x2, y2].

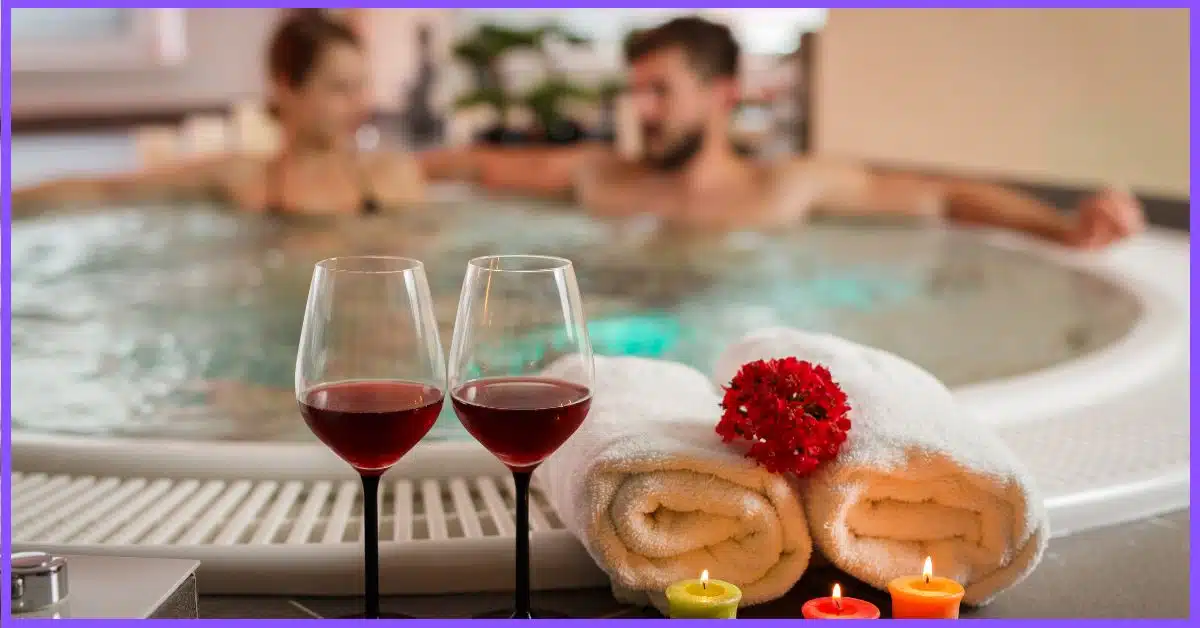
[[802, 584, 881, 620]]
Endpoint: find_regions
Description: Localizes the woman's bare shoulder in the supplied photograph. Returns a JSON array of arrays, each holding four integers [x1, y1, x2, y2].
[[364, 150, 426, 206]]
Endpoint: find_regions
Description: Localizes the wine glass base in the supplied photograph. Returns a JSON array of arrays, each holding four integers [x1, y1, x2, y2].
[[473, 608, 570, 619], [335, 612, 414, 619]]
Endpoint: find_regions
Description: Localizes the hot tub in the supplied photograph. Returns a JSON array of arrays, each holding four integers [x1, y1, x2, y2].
[[10, 190, 1190, 595]]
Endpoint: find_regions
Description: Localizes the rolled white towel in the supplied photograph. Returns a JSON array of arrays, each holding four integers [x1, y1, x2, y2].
[[714, 328, 1048, 606], [538, 356, 812, 611]]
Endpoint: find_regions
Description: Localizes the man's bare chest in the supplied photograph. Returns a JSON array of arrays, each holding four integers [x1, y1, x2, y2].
[[608, 172, 804, 229]]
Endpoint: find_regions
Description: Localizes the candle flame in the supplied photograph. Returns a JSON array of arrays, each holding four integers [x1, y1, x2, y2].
[[701, 569, 709, 589], [832, 583, 843, 612], [923, 556, 933, 583]]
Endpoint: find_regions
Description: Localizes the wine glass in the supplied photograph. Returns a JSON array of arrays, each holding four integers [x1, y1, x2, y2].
[[296, 256, 446, 619], [447, 255, 595, 619]]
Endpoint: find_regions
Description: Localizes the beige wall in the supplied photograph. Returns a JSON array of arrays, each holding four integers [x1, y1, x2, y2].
[[361, 9, 461, 113], [12, 9, 277, 117], [814, 9, 1190, 197]]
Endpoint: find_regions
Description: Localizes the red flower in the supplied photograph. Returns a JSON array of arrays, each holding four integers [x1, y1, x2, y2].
[[716, 357, 852, 477]]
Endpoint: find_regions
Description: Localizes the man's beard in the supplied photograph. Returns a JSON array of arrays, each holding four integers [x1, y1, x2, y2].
[[642, 128, 704, 172]]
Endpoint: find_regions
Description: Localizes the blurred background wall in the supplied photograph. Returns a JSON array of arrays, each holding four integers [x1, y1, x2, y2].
[[814, 8, 1189, 198], [12, 9, 277, 117]]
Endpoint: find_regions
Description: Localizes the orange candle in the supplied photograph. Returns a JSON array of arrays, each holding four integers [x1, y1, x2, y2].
[[802, 583, 881, 619], [886, 557, 965, 619]]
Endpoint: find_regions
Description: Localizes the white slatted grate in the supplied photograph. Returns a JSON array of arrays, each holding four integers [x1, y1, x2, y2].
[[12, 472, 565, 547]]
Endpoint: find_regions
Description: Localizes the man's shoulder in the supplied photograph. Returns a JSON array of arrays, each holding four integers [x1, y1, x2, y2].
[[770, 154, 861, 174], [566, 143, 622, 165], [567, 145, 641, 180], [768, 154, 873, 189]]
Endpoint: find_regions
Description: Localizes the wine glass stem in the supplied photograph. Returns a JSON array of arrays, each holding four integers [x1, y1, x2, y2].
[[361, 473, 382, 619], [513, 469, 533, 619]]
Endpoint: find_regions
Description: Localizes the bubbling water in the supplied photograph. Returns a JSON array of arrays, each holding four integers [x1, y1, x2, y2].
[[10, 199, 1140, 441]]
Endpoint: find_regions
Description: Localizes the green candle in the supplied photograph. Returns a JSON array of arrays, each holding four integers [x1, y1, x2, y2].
[[666, 570, 743, 619]]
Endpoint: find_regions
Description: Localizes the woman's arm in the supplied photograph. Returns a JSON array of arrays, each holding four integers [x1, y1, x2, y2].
[[12, 157, 228, 217]]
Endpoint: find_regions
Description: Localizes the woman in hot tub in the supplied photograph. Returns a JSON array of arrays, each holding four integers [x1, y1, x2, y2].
[[14, 10, 424, 217]]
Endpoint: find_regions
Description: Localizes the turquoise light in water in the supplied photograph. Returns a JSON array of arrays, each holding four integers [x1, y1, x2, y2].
[[471, 272, 920, 379], [469, 313, 684, 379], [587, 314, 684, 358], [772, 272, 921, 312], [437, 314, 686, 431]]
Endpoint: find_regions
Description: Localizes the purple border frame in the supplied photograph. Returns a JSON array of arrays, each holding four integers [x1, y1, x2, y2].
[[2, 2, 9, 623], [2, 3, 1195, 625]]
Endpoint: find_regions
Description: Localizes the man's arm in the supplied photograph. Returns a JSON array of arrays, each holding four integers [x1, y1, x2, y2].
[[801, 158, 1142, 247], [416, 148, 483, 182], [934, 178, 1075, 241]]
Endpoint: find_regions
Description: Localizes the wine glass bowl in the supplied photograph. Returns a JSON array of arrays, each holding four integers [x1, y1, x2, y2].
[[295, 256, 445, 619], [450, 375, 591, 471], [448, 255, 594, 618], [299, 379, 443, 474]]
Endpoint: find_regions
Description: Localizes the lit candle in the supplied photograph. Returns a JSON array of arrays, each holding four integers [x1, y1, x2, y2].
[[886, 557, 966, 619], [665, 570, 742, 619], [802, 583, 881, 619]]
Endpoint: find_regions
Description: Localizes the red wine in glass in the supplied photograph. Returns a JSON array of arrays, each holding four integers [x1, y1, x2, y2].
[[451, 376, 591, 470], [296, 256, 446, 619], [300, 380, 444, 474], [448, 254, 595, 619]]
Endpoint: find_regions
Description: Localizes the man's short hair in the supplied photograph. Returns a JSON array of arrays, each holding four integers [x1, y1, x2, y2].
[[623, 16, 740, 81]]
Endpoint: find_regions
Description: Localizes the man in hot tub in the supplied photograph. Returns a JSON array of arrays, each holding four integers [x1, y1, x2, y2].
[[420, 16, 1143, 249]]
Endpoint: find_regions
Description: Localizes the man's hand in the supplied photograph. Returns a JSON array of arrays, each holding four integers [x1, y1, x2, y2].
[[1067, 188, 1146, 249]]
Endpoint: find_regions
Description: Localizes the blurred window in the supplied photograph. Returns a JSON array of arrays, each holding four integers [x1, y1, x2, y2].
[[13, 9, 135, 41], [11, 8, 185, 72]]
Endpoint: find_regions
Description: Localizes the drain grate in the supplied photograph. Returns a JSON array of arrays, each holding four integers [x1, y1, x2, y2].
[[11, 470, 606, 596], [12, 473, 564, 547]]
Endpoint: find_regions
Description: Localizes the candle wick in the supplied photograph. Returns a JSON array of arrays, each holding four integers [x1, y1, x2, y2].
[[702, 581, 707, 590], [834, 598, 842, 613], [924, 574, 930, 584]]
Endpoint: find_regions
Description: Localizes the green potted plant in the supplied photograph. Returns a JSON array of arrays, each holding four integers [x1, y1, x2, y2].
[[521, 77, 595, 144], [451, 21, 596, 145], [451, 24, 535, 143]]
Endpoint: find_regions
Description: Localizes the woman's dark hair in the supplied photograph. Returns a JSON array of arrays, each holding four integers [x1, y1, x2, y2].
[[266, 9, 361, 116]]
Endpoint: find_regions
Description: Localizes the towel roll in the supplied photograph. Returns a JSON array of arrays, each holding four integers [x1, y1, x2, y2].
[[714, 328, 1048, 606], [538, 355, 813, 611]]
